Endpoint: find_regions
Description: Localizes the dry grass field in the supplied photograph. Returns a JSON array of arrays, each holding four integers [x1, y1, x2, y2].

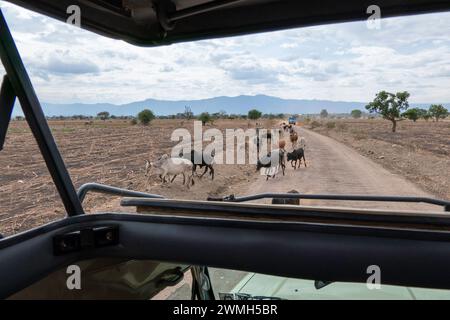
[[307, 118, 450, 201], [1, 117, 449, 237], [0, 118, 278, 236]]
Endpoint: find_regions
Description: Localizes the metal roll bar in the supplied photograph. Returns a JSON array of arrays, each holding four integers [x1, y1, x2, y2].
[[77, 183, 165, 204], [207, 193, 450, 211]]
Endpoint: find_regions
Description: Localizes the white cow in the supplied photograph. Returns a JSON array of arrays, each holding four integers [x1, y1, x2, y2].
[[145, 154, 194, 188]]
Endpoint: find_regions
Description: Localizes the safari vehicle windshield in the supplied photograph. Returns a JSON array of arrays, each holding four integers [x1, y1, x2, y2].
[[1, 0, 450, 303], [0, 1, 449, 239]]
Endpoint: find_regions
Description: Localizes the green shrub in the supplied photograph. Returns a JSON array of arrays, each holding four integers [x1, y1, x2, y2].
[[137, 109, 155, 125], [198, 112, 211, 125], [248, 109, 262, 120]]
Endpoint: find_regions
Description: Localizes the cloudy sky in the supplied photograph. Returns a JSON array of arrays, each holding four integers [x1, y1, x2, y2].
[[0, 2, 449, 105]]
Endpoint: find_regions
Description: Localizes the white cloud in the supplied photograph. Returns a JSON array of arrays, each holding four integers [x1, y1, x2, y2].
[[1, 3, 449, 105], [281, 43, 299, 49]]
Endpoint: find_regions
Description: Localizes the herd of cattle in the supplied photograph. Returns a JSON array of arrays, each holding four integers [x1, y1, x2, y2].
[[145, 123, 307, 188]]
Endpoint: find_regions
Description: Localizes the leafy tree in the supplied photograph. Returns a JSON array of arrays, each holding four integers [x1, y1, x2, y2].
[[416, 108, 430, 121], [320, 109, 328, 118], [137, 109, 155, 125], [421, 110, 432, 121], [429, 104, 449, 122], [248, 109, 262, 120], [402, 108, 420, 122], [366, 91, 410, 132], [198, 112, 211, 125], [97, 111, 110, 120], [350, 109, 362, 119]]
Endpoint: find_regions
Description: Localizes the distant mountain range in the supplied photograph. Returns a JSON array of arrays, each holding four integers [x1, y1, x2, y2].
[[11, 94, 447, 117]]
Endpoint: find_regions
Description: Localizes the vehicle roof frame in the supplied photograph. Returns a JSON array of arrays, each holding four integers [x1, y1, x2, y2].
[[1, 3, 450, 221], [5, 0, 450, 47]]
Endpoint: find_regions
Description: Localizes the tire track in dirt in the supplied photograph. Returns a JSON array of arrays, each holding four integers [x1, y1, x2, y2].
[[246, 126, 438, 212]]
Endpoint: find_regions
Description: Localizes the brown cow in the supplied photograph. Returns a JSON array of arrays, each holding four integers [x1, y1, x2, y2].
[[289, 131, 298, 149]]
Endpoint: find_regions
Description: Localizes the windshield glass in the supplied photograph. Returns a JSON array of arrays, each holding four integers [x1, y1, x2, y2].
[[208, 268, 450, 300], [0, 2, 449, 237]]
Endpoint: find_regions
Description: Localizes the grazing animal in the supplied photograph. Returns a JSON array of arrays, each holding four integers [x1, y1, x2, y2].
[[255, 128, 272, 153], [180, 149, 215, 180], [256, 148, 286, 180], [298, 136, 306, 149], [146, 154, 195, 188], [289, 131, 298, 149], [272, 189, 300, 205], [278, 139, 286, 150], [145, 154, 172, 182], [287, 148, 306, 169]]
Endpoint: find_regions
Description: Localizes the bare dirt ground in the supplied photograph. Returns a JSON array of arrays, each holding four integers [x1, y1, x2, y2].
[[158, 122, 449, 300], [0, 119, 274, 236], [306, 119, 450, 202], [248, 125, 441, 211], [2, 116, 448, 299], [1, 118, 448, 237]]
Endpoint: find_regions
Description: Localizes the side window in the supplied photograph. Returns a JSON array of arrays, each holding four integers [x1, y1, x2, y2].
[[0, 108, 66, 237]]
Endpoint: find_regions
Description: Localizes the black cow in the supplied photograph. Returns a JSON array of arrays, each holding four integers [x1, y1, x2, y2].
[[256, 149, 286, 180], [180, 149, 215, 180], [287, 148, 306, 169]]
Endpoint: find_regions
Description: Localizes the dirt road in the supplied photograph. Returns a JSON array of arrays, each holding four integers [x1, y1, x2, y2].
[[163, 125, 441, 299], [247, 126, 438, 211]]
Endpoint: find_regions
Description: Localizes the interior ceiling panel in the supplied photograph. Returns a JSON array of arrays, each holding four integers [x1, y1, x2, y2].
[[4, 0, 450, 46]]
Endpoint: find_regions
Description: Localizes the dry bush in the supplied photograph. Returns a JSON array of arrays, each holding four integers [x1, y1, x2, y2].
[[326, 121, 336, 129], [310, 120, 321, 129]]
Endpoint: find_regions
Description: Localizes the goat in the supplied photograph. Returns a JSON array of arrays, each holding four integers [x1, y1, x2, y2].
[[145, 154, 171, 182], [179, 149, 215, 180], [289, 131, 298, 149], [255, 129, 272, 153], [298, 136, 306, 149], [256, 148, 286, 180], [145, 154, 195, 188], [287, 147, 306, 169], [272, 189, 300, 205]]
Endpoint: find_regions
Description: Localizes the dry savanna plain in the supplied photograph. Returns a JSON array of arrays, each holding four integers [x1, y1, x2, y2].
[[0, 117, 449, 236]]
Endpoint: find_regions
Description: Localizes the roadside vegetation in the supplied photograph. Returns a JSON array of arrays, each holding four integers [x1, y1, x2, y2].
[[137, 109, 156, 125], [364, 91, 448, 132], [307, 117, 450, 201]]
